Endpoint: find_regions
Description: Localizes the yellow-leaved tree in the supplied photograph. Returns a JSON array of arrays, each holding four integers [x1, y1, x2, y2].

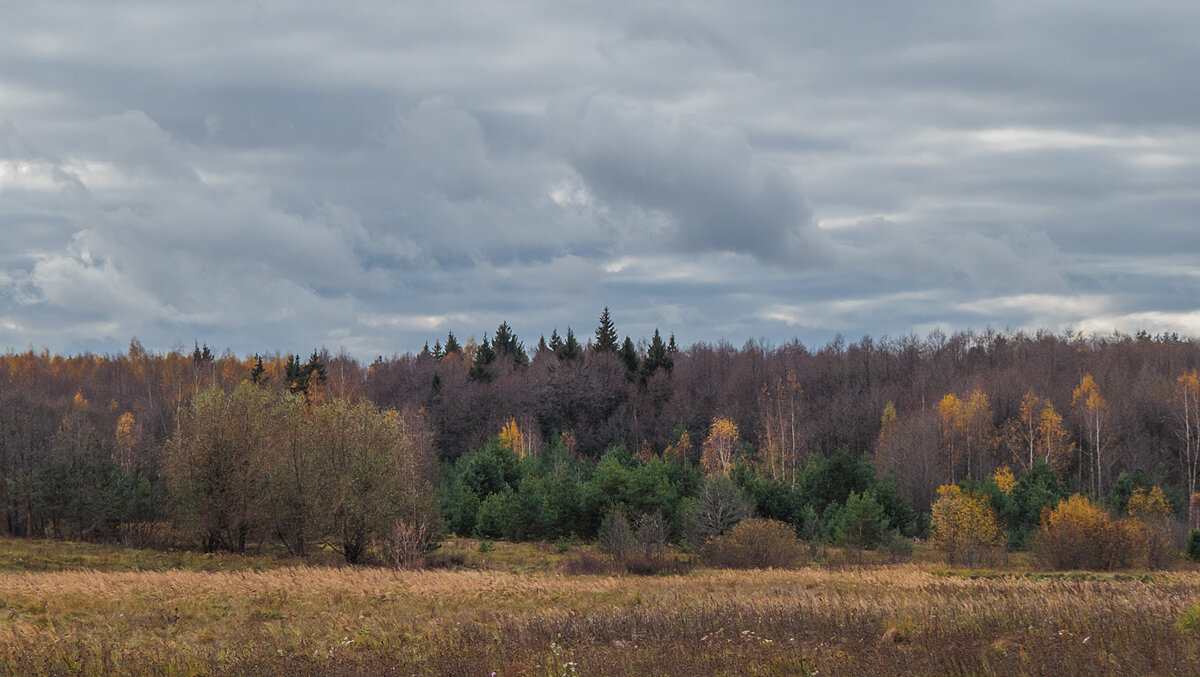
[[498, 418, 528, 458], [1039, 494, 1144, 570], [993, 466, 1016, 495], [930, 484, 1005, 566], [114, 411, 140, 467], [701, 416, 740, 476], [1128, 486, 1175, 569], [1072, 374, 1109, 495]]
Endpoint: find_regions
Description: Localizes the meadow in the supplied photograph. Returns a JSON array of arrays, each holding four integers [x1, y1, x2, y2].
[[2, 537, 1199, 676]]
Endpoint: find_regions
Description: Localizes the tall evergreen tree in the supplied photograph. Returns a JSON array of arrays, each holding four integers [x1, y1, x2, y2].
[[470, 335, 496, 381], [619, 337, 640, 373], [444, 331, 462, 355], [594, 307, 619, 353], [548, 329, 563, 354], [667, 333, 679, 354], [640, 329, 672, 381], [432, 340, 444, 360], [556, 328, 582, 360], [493, 321, 527, 366], [249, 354, 265, 384]]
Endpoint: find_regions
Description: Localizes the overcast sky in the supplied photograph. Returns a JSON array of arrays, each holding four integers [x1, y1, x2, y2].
[[3, 1, 1200, 358]]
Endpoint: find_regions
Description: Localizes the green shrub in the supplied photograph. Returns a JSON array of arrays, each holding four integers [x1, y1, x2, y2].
[[701, 518, 803, 569], [1186, 529, 1200, 562]]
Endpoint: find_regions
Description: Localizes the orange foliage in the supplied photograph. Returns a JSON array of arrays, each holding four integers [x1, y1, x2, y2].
[[930, 484, 1004, 565], [701, 416, 739, 476], [993, 466, 1015, 495], [1039, 494, 1145, 570], [498, 419, 528, 458]]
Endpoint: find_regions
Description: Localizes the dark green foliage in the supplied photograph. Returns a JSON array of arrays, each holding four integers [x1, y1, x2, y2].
[[977, 460, 1069, 550], [284, 350, 326, 398], [639, 329, 672, 382], [555, 328, 582, 360], [249, 355, 265, 384], [443, 332, 461, 355], [1108, 469, 1152, 514], [493, 321, 527, 366], [800, 448, 875, 516], [594, 307, 619, 354], [1188, 529, 1200, 561], [437, 436, 920, 552], [474, 489, 518, 539], [469, 335, 496, 382], [836, 490, 886, 549], [619, 337, 639, 373]]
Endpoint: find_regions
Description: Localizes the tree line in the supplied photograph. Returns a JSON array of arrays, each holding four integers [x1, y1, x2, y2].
[[3, 312, 1200, 556]]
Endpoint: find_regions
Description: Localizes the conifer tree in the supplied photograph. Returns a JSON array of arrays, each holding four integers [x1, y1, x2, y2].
[[557, 328, 582, 360], [444, 331, 462, 355], [619, 336, 639, 373], [493, 321, 527, 366], [470, 335, 496, 381], [594, 307, 619, 353]]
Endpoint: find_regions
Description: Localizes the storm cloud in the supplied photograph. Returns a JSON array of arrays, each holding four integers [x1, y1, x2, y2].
[[2, 1, 1199, 357]]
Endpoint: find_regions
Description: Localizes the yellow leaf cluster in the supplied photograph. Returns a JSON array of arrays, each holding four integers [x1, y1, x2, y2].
[[664, 430, 692, 464], [498, 419, 527, 458], [701, 416, 739, 476], [993, 466, 1016, 494], [930, 484, 1004, 565], [1039, 494, 1146, 570], [1127, 486, 1172, 523]]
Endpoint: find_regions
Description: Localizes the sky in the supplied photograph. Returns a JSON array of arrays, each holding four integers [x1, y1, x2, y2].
[[2, 1, 1200, 359]]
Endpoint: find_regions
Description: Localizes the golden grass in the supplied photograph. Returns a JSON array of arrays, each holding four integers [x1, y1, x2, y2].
[[1, 537, 1198, 675]]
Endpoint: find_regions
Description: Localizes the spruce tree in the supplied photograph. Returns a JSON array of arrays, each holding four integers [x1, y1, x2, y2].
[[640, 329, 671, 381], [444, 331, 462, 355], [470, 335, 496, 381], [594, 307, 619, 353], [493, 321, 527, 366], [619, 337, 639, 373], [249, 354, 265, 384], [557, 328, 582, 360]]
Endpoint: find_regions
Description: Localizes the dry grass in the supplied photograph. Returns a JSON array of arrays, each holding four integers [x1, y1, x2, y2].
[[1, 537, 1199, 675]]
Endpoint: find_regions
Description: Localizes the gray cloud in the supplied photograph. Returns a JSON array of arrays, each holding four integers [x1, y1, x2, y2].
[[2, 1, 1200, 356]]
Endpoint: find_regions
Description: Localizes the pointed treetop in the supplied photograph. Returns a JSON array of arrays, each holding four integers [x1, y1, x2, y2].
[[619, 336, 639, 373], [556, 327, 582, 360], [444, 331, 462, 355], [493, 321, 528, 366], [594, 307, 619, 353]]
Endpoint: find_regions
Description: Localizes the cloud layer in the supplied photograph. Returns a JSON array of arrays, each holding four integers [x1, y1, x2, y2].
[[2, 2, 1199, 356]]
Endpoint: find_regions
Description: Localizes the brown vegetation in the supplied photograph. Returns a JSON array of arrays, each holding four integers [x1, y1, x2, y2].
[[1, 537, 1198, 676]]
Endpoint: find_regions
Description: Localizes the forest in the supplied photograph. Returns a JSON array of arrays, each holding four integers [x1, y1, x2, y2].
[[2, 309, 1200, 564]]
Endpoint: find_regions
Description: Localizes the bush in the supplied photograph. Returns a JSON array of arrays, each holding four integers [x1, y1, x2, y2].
[[597, 509, 634, 557], [385, 518, 434, 569], [1186, 529, 1200, 561], [930, 485, 1004, 567], [1038, 494, 1146, 570], [880, 529, 915, 563], [682, 475, 751, 551], [1128, 486, 1176, 570], [701, 518, 803, 569], [559, 550, 615, 575]]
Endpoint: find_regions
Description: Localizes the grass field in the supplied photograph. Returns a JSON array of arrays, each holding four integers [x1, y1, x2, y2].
[[1, 537, 1199, 676]]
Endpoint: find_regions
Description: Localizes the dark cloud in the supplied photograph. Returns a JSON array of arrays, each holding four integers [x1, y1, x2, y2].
[[2, 1, 1200, 356]]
